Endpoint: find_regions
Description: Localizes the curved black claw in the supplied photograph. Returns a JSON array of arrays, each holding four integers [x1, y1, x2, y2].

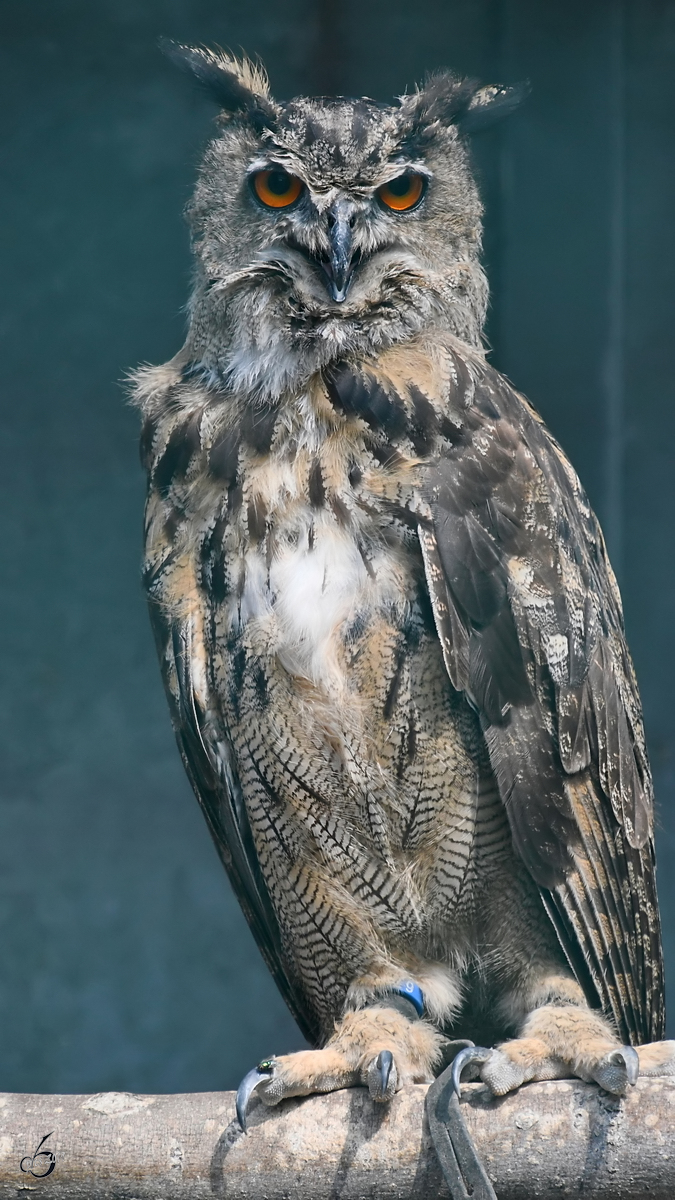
[[377, 1049, 394, 1095], [236, 1060, 274, 1132], [593, 1043, 641, 1094], [451, 1045, 492, 1099]]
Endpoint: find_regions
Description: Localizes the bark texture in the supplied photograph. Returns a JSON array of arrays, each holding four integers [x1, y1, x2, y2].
[[1, 1079, 673, 1199]]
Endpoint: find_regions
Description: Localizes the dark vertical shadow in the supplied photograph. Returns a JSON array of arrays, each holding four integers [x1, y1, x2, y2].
[[209, 1097, 304, 1198], [603, 0, 626, 581], [481, 0, 511, 367], [579, 1088, 623, 1192], [327, 1090, 390, 1199], [209, 1115, 246, 1199], [306, 0, 348, 96]]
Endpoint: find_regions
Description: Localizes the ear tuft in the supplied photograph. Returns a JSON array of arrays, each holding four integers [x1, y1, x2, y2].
[[160, 39, 279, 130], [458, 81, 530, 133], [398, 71, 481, 136], [398, 71, 528, 140]]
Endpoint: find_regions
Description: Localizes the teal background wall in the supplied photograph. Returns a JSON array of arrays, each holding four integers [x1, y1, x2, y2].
[[1, 0, 673, 1092]]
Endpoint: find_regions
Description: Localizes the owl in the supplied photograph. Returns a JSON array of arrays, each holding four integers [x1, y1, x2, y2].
[[133, 43, 675, 1129]]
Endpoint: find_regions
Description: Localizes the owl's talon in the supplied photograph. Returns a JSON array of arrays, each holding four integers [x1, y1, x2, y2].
[[451, 1045, 490, 1098], [378, 1049, 393, 1095], [236, 1061, 275, 1132], [593, 1045, 639, 1095], [366, 1048, 398, 1101]]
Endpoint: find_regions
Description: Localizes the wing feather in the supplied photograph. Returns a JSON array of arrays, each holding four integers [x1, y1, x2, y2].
[[413, 349, 663, 1042], [143, 499, 320, 1046], [326, 344, 663, 1043]]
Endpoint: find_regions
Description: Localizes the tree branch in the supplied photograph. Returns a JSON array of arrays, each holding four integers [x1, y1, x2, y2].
[[2, 1078, 671, 1198]]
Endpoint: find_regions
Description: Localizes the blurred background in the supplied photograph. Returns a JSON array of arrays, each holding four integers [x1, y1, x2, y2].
[[0, 0, 673, 1093]]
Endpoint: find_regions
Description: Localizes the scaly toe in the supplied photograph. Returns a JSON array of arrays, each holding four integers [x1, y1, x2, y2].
[[593, 1045, 639, 1095], [480, 1049, 528, 1096], [236, 1059, 275, 1132], [366, 1049, 398, 1101]]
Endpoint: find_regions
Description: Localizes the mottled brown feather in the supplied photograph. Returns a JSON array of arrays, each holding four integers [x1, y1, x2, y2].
[[415, 352, 663, 1043], [138, 330, 663, 1048], [324, 345, 663, 1044], [141, 464, 321, 1043]]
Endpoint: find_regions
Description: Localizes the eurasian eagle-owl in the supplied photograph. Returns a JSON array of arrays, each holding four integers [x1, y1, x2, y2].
[[133, 44, 674, 1120]]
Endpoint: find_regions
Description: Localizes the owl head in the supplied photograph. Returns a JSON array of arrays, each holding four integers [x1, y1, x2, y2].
[[165, 43, 525, 399]]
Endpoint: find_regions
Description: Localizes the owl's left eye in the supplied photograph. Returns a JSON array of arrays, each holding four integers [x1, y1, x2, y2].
[[377, 172, 426, 213], [251, 169, 304, 209]]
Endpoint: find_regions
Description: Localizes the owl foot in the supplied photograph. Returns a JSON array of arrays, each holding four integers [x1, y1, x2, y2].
[[452, 1041, 639, 1097], [235, 1006, 443, 1130], [450, 1004, 660, 1098]]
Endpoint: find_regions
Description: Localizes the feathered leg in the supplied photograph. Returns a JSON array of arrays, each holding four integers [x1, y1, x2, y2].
[[235, 964, 461, 1129], [456, 969, 675, 1097]]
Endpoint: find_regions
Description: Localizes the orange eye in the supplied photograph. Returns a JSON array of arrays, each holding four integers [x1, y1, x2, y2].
[[377, 172, 426, 212], [252, 168, 303, 209]]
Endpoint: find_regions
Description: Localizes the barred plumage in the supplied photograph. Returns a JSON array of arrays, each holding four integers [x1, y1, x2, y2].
[[133, 46, 673, 1111]]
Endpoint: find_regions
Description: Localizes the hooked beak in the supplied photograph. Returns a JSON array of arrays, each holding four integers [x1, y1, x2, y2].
[[322, 199, 357, 303]]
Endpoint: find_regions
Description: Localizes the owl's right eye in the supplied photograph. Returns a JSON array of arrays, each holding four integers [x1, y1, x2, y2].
[[251, 169, 304, 209]]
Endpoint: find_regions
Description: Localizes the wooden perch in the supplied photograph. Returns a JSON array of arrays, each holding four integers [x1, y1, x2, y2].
[[1, 1078, 673, 1198]]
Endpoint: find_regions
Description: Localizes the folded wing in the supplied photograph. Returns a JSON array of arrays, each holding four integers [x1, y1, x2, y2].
[[419, 352, 663, 1044], [324, 345, 663, 1045]]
